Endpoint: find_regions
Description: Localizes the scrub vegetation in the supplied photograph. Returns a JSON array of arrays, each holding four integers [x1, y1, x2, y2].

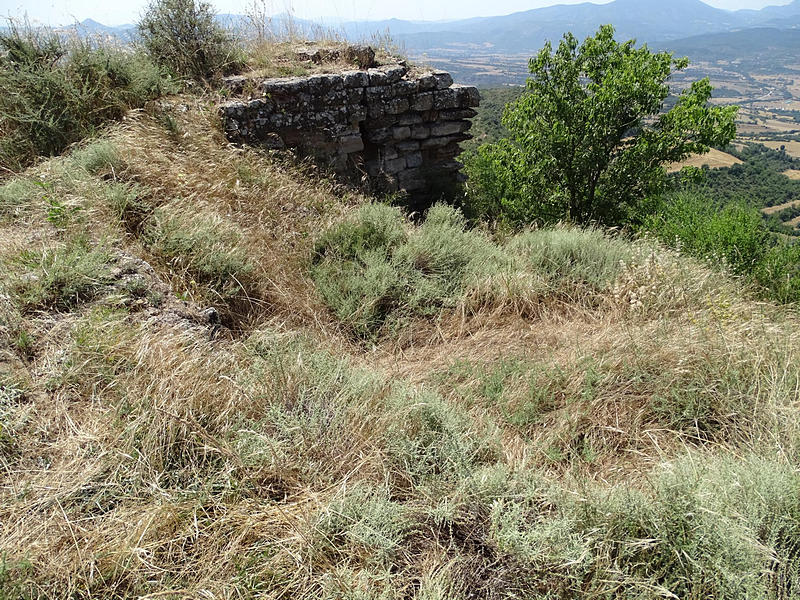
[[1, 5, 799, 599]]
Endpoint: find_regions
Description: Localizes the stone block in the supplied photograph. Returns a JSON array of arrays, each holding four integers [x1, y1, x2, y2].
[[453, 84, 481, 108], [342, 70, 370, 88], [393, 126, 411, 140], [343, 45, 377, 69], [421, 134, 469, 149], [411, 124, 430, 140], [338, 134, 364, 154], [398, 167, 427, 190], [404, 151, 424, 169], [222, 75, 249, 94], [397, 113, 423, 126], [396, 140, 420, 153], [367, 101, 385, 119], [367, 68, 389, 86], [261, 77, 309, 96], [433, 89, 459, 110], [383, 144, 399, 160], [431, 120, 471, 137], [315, 89, 348, 109], [366, 85, 387, 99], [384, 65, 408, 83], [417, 73, 438, 91], [390, 80, 418, 96], [350, 106, 368, 122], [365, 128, 393, 143], [432, 70, 454, 89], [384, 157, 406, 174], [440, 108, 478, 120], [385, 97, 410, 115], [366, 114, 400, 129], [346, 88, 365, 103], [411, 92, 434, 111], [269, 112, 294, 128], [307, 73, 344, 94]]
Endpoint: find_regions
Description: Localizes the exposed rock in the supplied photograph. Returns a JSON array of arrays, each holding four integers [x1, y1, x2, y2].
[[219, 63, 480, 199], [343, 45, 377, 68]]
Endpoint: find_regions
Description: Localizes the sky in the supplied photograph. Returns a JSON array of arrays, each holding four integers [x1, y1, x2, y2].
[[0, 0, 794, 27]]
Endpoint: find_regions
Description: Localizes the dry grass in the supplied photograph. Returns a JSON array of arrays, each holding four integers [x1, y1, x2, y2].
[[762, 198, 800, 213], [95, 98, 371, 333], [666, 148, 743, 173], [2, 98, 800, 598], [755, 139, 800, 158]]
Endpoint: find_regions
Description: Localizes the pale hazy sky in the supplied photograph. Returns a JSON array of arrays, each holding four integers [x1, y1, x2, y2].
[[0, 0, 794, 27]]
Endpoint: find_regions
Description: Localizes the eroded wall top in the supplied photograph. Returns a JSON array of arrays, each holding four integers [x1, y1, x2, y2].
[[218, 56, 480, 197]]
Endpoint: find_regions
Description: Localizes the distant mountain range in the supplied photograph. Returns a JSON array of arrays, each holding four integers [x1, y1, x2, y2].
[[333, 0, 800, 54], [42, 0, 800, 46], [29, 0, 800, 82]]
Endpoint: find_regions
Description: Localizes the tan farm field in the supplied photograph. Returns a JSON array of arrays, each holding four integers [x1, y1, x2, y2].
[[667, 147, 742, 173]]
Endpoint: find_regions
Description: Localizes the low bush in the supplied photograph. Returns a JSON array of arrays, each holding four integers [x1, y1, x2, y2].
[[144, 206, 254, 297], [69, 140, 127, 176], [311, 204, 506, 337], [506, 227, 632, 291], [0, 178, 42, 221], [0, 25, 171, 172], [138, 0, 244, 83], [646, 191, 800, 303], [312, 205, 638, 337]]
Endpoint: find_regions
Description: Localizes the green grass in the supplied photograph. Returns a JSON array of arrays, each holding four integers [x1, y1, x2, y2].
[[0, 179, 42, 221], [144, 205, 254, 298], [4, 238, 114, 313], [312, 204, 636, 337], [480, 454, 800, 598], [506, 227, 632, 291]]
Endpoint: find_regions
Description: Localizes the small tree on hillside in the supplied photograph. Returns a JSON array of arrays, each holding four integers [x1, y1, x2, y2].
[[138, 0, 242, 83], [466, 25, 738, 226]]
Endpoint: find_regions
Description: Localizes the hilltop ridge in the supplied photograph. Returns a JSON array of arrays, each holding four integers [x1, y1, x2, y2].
[[1, 15, 800, 598]]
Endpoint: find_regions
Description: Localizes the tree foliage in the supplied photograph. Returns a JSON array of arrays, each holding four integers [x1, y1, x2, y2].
[[138, 0, 243, 83], [465, 25, 738, 226]]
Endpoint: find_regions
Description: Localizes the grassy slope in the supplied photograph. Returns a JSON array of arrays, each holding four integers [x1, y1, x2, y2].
[[1, 99, 800, 598]]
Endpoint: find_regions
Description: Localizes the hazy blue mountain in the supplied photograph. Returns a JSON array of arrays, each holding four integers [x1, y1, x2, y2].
[[654, 27, 800, 68], [377, 0, 751, 53], [30, 0, 800, 71], [739, 0, 800, 21]]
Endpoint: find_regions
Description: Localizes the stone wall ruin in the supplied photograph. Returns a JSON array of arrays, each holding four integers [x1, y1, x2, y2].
[[218, 62, 480, 199]]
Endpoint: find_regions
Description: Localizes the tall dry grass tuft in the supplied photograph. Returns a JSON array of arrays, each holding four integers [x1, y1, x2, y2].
[[89, 99, 370, 333]]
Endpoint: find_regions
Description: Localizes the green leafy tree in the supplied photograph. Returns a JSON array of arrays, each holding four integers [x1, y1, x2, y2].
[[465, 25, 738, 226], [138, 0, 243, 83]]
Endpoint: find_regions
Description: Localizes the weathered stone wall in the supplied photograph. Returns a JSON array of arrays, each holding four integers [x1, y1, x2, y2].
[[218, 64, 479, 196]]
